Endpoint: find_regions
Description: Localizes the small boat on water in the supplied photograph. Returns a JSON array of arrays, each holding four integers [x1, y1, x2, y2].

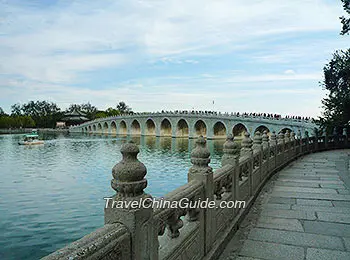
[[18, 130, 44, 145]]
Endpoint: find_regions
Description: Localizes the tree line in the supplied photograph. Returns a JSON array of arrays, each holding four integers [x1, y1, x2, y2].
[[0, 101, 132, 129], [318, 0, 349, 134]]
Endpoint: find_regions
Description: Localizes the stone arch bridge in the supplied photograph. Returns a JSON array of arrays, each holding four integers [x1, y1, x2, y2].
[[70, 112, 316, 139]]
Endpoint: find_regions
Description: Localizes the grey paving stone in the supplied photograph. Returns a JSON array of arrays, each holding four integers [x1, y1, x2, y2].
[[265, 203, 291, 210], [236, 257, 264, 260], [248, 228, 344, 250], [343, 237, 350, 251], [239, 240, 304, 260], [278, 175, 321, 180], [306, 248, 350, 260], [292, 205, 350, 214], [268, 197, 296, 205], [317, 212, 350, 224], [260, 209, 316, 220], [316, 169, 339, 173], [320, 177, 341, 181], [303, 220, 350, 237], [278, 178, 343, 184], [270, 191, 350, 201], [337, 189, 350, 195], [274, 186, 338, 194], [332, 201, 350, 208], [297, 199, 333, 206], [274, 181, 320, 188], [320, 183, 346, 189], [257, 217, 304, 232]]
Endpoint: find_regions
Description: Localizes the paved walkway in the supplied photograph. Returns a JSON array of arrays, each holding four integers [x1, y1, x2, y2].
[[219, 149, 350, 260]]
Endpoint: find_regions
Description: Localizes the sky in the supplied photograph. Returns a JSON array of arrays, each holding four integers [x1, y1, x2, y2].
[[0, 0, 349, 117]]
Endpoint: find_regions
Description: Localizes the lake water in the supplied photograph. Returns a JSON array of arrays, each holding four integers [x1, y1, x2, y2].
[[0, 133, 224, 260]]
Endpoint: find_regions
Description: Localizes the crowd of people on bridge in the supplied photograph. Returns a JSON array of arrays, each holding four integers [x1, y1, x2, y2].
[[87, 110, 313, 123]]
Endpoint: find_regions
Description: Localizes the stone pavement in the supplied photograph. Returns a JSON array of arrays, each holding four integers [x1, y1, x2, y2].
[[219, 149, 350, 260]]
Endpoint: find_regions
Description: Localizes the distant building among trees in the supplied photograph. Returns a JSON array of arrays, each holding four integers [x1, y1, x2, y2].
[[59, 109, 89, 127]]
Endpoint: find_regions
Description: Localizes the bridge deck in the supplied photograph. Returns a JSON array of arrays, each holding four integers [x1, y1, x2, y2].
[[219, 149, 350, 260]]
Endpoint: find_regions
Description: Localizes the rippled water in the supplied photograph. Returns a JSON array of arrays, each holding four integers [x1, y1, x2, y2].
[[0, 133, 224, 260]]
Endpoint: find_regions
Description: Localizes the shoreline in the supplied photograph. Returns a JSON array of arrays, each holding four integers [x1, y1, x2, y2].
[[0, 128, 70, 135]]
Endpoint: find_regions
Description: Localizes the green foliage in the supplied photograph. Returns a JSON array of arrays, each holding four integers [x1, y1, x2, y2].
[[11, 103, 22, 116], [0, 115, 35, 129], [1, 100, 133, 128], [95, 111, 107, 119], [340, 0, 350, 35], [319, 49, 350, 133], [106, 107, 120, 116], [116, 101, 132, 114], [21, 101, 62, 128], [0, 107, 5, 116]]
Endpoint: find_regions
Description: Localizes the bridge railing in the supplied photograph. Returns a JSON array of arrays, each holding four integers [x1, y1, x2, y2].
[[42, 128, 349, 260], [71, 110, 313, 129]]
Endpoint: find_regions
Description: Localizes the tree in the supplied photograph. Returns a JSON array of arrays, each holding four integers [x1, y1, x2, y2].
[[21, 101, 62, 128], [95, 111, 107, 119], [11, 103, 22, 116], [340, 0, 350, 35], [106, 107, 120, 116], [116, 101, 132, 114], [319, 49, 350, 133], [0, 107, 5, 116]]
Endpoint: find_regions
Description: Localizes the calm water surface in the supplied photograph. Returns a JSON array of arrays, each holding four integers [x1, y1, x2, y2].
[[0, 133, 224, 260]]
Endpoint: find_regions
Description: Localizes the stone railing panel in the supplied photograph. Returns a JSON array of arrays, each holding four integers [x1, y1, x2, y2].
[[41, 223, 130, 260]]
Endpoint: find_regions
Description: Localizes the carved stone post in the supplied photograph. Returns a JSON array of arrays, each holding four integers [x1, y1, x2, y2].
[[241, 132, 253, 158], [104, 141, 157, 260], [240, 132, 253, 196], [188, 136, 214, 254], [269, 131, 277, 169], [314, 128, 319, 151], [278, 132, 285, 166], [297, 130, 302, 154], [291, 131, 296, 157], [262, 131, 270, 174], [305, 131, 310, 152], [253, 131, 263, 183], [221, 134, 240, 216], [284, 130, 290, 150]]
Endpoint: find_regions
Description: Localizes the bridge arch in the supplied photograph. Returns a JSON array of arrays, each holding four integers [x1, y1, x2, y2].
[[119, 121, 127, 135], [103, 122, 109, 134], [279, 127, 293, 134], [97, 123, 102, 133], [88, 125, 92, 132], [194, 120, 207, 137], [145, 119, 156, 136], [110, 121, 117, 135], [160, 118, 172, 137], [232, 123, 248, 138], [213, 121, 227, 138], [84, 127, 88, 133], [254, 125, 270, 135], [131, 119, 141, 136], [176, 119, 189, 137], [92, 124, 97, 132]]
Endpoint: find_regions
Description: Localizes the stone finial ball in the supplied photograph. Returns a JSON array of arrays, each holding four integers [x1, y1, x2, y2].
[[112, 141, 147, 182], [191, 136, 210, 159]]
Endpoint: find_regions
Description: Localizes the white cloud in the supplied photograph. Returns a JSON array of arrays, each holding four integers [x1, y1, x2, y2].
[[0, 0, 346, 117]]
